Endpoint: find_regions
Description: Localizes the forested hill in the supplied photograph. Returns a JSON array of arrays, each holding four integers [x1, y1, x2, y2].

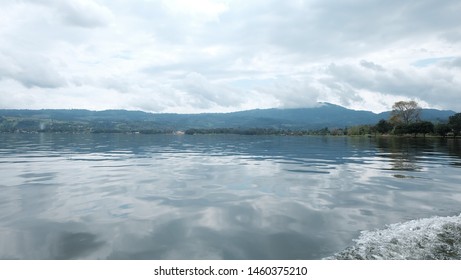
[[0, 103, 456, 133]]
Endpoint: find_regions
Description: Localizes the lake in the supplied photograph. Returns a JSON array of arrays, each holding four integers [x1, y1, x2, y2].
[[0, 133, 460, 259]]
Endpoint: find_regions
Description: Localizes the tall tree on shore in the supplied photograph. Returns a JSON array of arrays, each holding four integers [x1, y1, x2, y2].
[[435, 123, 452, 137], [389, 100, 421, 125], [375, 119, 393, 134], [448, 113, 461, 136]]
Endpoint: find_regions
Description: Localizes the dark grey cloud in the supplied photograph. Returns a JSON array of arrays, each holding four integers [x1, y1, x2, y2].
[[440, 57, 461, 69], [193, 0, 461, 59], [360, 60, 385, 72], [0, 50, 67, 88], [441, 30, 461, 43], [58, 1, 113, 28], [26, 0, 113, 28]]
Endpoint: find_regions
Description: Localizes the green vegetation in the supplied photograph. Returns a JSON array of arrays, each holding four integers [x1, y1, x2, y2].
[[0, 117, 171, 134], [346, 125, 373, 136], [184, 127, 341, 136], [0, 104, 459, 137], [449, 113, 461, 137], [347, 101, 459, 137]]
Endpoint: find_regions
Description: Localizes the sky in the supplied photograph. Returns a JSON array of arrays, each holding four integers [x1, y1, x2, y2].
[[1, 0, 461, 113]]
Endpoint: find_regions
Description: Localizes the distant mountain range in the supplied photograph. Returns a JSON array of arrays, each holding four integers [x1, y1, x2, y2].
[[0, 103, 456, 132]]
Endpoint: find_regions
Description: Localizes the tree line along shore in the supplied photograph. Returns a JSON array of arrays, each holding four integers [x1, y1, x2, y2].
[[344, 101, 460, 138], [1, 101, 460, 137]]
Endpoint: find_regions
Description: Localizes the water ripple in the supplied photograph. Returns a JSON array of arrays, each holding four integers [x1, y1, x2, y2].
[[0, 134, 460, 259]]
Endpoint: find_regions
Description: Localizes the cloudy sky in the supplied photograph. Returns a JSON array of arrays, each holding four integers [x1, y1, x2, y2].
[[1, 0, 461, 113]]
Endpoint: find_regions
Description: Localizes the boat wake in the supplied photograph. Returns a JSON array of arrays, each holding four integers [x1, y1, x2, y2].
[[327, 214, 461, 260]]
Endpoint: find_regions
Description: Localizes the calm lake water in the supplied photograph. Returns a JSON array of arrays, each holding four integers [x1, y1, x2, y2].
[[0, 133, 460, 259]]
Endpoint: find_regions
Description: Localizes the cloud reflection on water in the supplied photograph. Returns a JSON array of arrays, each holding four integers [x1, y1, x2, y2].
[[0, 134, 460, 259]]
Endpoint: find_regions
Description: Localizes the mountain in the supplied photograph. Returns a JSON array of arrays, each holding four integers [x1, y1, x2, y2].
[[126, 103, 455, 129], [0, 103, 456, 132]]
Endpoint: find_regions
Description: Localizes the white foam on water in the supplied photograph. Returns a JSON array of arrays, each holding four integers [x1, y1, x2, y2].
[[327, 214, 461, 260]]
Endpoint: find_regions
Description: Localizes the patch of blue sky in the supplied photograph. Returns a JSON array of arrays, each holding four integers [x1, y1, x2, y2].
[[412, 56, 456, 67], [113, 51, 133, 60]]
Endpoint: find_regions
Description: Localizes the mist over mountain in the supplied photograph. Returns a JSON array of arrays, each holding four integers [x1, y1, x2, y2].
[[0, 103, 456, 132]]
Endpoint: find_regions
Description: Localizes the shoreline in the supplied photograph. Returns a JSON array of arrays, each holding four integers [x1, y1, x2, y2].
[[1, 130, 460, 139]]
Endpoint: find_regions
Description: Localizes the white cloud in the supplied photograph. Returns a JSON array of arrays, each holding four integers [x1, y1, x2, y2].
[[182, 72, 243, 108], [24, 0, 114, 28], [1, 0, 460, 113], [318, 59, 461, 111], [161, 0, 229, 22], [255, 78, 321, 109]]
